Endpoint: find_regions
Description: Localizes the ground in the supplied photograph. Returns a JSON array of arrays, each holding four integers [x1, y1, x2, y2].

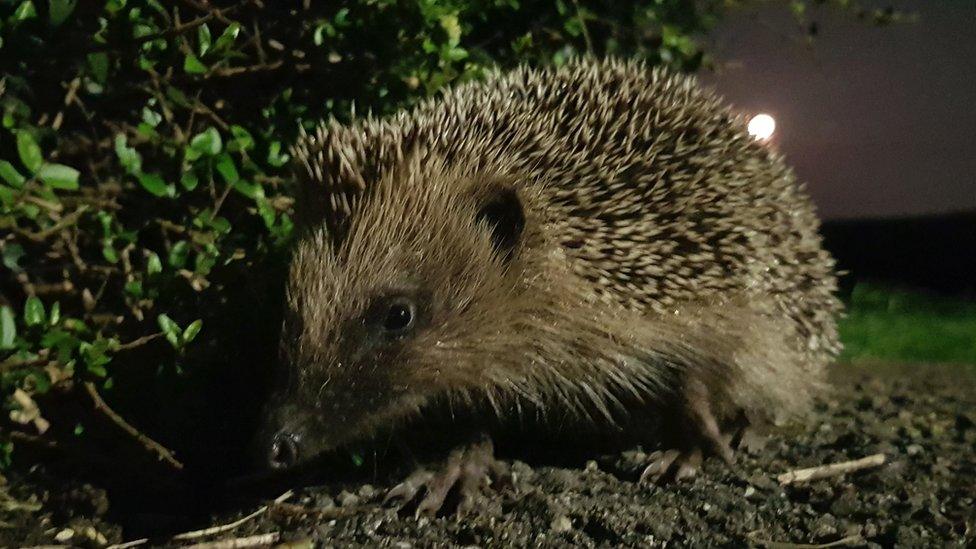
[[4, 361, 975, 548]]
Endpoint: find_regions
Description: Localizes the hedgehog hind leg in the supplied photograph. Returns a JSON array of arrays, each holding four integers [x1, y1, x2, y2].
[[639, 376, 738, 484]]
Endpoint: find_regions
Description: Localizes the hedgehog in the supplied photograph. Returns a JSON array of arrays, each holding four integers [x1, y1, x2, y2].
[[257, 58, 841, 514]]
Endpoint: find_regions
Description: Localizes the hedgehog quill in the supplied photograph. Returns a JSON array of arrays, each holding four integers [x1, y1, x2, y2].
[[257, 58, 841, 514]]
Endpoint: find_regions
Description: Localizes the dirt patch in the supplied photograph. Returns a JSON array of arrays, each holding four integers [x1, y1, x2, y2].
[[4, 362, 975, 547]]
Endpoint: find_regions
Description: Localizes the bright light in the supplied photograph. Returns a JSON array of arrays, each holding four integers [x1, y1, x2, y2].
[[747, 113, 776, 141]]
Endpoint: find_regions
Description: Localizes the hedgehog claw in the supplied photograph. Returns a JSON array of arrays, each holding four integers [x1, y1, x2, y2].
[[383, 469, 435, 504], [384, 434, 506, 518], [641, 377, 738, 484], [640, 447, 706, 484]]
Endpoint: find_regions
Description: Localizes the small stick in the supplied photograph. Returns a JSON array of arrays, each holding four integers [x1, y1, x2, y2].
[[777, 454, 886, 485], [184, 533, 280, 549], [750, 533, 864, 548], [106, 491, 292, 549], [173, 491, 293, 541], [84, 382, 184, 470]]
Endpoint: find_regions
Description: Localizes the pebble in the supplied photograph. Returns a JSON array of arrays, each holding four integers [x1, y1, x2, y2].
[[337, 490, 360, 507], [550, 515, 573, 533], [358, 484, 377, 500]]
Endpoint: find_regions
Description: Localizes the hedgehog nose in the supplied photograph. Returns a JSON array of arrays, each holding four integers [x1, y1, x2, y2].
[[268, 430, 301, 469]]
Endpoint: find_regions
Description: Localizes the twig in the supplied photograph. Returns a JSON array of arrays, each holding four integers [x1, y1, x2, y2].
[[14, 206, 89, 242], [7, 430, 58, 449], [83, 381, 184, 470], [107, 491, 293, 549], [114, 332, 164, 351], [173, 490, 293, 541], [21, 193, 64, 213], [777, 454, 886, 485], [749, 533, 865, 548], [204, 61, 284, 79], [570, 0, 594, 53], [185, 533, 280, 549]]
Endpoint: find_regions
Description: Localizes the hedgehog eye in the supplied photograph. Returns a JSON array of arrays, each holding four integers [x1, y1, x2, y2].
[[382, 299, 415, 334]]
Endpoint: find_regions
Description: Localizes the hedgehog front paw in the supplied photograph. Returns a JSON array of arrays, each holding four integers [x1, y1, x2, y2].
[[384, 434, 510, 517]]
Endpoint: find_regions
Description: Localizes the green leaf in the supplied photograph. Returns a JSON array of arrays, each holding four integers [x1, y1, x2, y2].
[[266, 141, 289, 167], [102, 242, 119, 263], [114, 134, 142, 175], [87, 52, 109, 84], [16, 131, 43, 173], [210, 216, 231, 234], [228, 125, 254, 151], [439, 14, 462, 46], [3, 244, 25, 271], [48, 0, 77, 26], [157, 314, 181, 348], [198, 23, 212, 56], [12, 1, 37, 23], [36, 163, 80, 190], [29, 369, 52, 394], [233, 179, 263, 200], [24, 296, 45, 326], [0, 160, 26, 188], [183, 52, 207, 74], [80, 339, 112, 376], [48, 301, 60, 326], [146, 251, 163, 275], [215, 153, 239, 184], [141, 107, 162, 128], [124, 280, 143, 298], [0, 185, 16, 205], [137, 172, 173, 197], [186, 127, 222, 160], [180, 171, 199, 191], [182, 319, 203, 343], [168, 241, 189, 268], [212, 22, 240, 52], [0, 306, 15, 350]]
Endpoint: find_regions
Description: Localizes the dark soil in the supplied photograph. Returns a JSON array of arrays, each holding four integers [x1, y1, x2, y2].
[[4, 362, 975, 548]]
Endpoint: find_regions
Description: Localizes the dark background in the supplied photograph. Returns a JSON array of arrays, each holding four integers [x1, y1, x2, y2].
[[704, 1, 975, 296]]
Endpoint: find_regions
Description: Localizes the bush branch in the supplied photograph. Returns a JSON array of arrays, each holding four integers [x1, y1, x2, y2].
[[84, 381, 184, 470]]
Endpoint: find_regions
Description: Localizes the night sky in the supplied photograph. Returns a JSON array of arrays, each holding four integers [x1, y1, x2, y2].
[[701, 1, 975, 220]]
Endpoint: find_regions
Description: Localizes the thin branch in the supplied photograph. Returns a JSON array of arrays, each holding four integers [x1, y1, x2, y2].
[[749, 533, 865, 549], [777, 453, 886, 485], [185, 533, 281, 549], [174, 491, 293, 541], [571, 0, 594, 53], [204, 61, 285, 79], [115, 332, 164, 351], [14, 206, 89, 243], [107, 491, 293, 549], [84, 381, 184, 470]]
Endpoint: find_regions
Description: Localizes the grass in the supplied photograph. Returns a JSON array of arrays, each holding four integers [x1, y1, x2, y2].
[[839, 283, 976, 366]]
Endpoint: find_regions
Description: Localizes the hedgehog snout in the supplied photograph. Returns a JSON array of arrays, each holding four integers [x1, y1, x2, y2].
[[254, 398, 332, 471]]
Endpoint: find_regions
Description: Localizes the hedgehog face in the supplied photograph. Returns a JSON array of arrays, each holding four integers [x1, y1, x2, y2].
[[258, 172, 540, 470]]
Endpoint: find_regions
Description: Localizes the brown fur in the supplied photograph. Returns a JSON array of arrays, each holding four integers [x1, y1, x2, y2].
[[277, 58, 841, 458]]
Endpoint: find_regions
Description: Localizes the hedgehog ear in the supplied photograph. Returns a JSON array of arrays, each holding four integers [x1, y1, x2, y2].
[[475, 187, 525, 262]]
